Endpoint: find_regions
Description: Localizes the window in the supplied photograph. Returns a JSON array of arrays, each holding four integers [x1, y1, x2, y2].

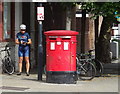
[[1, 2, 15, 42], [3, 2, 11, 39]]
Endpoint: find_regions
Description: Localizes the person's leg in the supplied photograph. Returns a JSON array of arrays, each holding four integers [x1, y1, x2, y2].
[[25, 56, 30, 74], [17, 46, 23, 75], [24, 47, 30, 76], [18, 57, 23, 73]]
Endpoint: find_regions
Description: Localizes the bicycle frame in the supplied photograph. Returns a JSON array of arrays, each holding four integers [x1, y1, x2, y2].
[[77, 49, 104, 77], [0, 46, 14, 75]]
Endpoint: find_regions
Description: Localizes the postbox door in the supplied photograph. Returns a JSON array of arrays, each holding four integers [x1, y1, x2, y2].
[[55, 41, 71, 71], [46, 37, 71, 71]]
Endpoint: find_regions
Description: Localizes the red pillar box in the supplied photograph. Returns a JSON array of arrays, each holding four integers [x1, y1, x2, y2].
[[44, 30, 79, 84]]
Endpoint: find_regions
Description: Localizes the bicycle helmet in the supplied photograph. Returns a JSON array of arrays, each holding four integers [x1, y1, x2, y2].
[[20, 24, 26, 30]]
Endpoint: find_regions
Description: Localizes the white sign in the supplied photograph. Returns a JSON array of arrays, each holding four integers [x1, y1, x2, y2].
[[32, 0, 47, 2], [37, 7, 44, 21], [50, 42, 55, 50], [64, 42, 69, 50]]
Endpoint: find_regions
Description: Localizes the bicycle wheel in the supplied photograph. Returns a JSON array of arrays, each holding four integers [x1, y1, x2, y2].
[[2, 56, 14, 75], [78, 61, 96, 80], [94, 59, 104, 76]]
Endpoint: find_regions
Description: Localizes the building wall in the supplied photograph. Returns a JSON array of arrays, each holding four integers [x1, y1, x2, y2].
[[30, 2, 36, 69], [76, 14, 95, 53], [0, 2, 16, 73], [76, 17, 81, 53], [87, 14, 95, 51], [14, 2, 22, 71], [0, 2, 3, 42]]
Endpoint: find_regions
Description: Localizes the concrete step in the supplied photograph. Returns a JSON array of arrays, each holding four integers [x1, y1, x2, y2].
[[103, 63, 120, 74]]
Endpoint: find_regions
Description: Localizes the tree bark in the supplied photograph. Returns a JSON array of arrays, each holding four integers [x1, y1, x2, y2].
[[81, 9, 86, 54], [95, 16, 99, 58], [96, 17, 112, 64], [71, 6, 76, 31]]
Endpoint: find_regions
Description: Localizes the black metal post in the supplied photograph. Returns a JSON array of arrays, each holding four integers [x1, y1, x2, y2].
[[38, 3, 43, 81]]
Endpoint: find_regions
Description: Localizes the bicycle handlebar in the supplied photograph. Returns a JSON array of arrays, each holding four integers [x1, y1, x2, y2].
[[77, 49, 95, 57], [76, 53, 90, 57], [88, 49, 95, 53], [0, 47, 11, 52]]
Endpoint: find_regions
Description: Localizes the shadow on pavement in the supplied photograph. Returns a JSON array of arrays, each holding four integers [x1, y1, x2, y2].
[[103, 63, 120, 75]]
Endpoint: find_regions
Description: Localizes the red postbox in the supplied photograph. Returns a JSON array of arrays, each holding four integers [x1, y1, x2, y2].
[[44, 30, 79, 84]]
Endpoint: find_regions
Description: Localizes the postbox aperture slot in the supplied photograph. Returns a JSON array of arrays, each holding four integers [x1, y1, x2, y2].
[[61, 36, 71, 40], [49, 36, 57, 40], [62, 38, 70, 40], [49, 38, 56, 40]]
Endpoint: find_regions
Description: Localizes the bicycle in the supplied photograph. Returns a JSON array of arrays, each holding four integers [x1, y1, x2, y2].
[[87, 50, 104, 76], [43, 55, 97, 80], [76, 53, 96, 80], [0, 45, 15, 75]]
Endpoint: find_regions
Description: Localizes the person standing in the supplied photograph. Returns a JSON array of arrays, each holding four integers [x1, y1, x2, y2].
[[15, 24, 32, 76]]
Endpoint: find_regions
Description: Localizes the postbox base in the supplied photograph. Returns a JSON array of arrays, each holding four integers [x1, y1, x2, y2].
[[46, 71, 77, 84]]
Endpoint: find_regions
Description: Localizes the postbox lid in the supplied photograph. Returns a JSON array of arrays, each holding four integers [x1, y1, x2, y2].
[[44, 30, 79, 36]]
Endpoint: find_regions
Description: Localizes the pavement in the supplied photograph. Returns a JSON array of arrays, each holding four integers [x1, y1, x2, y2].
[[0, 59, 120, 93]]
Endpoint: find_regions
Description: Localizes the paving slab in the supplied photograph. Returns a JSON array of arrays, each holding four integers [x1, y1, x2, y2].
[[0, 73, 119, 93]]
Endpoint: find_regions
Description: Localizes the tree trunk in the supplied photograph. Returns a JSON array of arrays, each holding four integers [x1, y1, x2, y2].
[[96, 17, 112, 64], [95, 16, 99, 58], [71, 6, 76, 31], [81, 9, 86, 54]]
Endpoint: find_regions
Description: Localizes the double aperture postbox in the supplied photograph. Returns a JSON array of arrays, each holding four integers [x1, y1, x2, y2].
[[44, 30, 79, 84]]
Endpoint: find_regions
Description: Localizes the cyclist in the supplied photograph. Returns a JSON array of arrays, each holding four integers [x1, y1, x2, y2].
[[15, 24, 32, 76]]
